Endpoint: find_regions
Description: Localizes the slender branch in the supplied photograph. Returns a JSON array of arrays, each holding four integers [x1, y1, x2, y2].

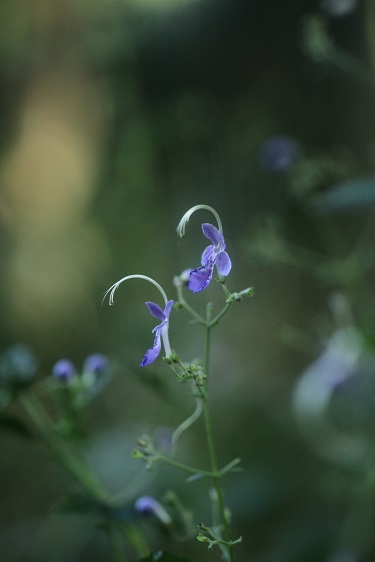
[[156, 452, 216, 478], [105, 524, 127, 562], [208, 303, 231, 328], [176, 285, 206, 325], [172, 397, 203, 451], [202, 325, 235, 562], [219, 457, 242, 477], [122, 524, 150, 559]]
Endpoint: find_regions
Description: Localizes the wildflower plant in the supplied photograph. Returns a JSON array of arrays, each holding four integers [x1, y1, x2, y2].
[[0, 204, 252, 562], [104, 204, 253, 561]]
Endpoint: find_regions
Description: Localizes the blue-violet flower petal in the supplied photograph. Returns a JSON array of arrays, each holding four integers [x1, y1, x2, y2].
[[189, 222, 231, 292], [189, 262, 214, 293], [215, 250, 232, 276], [140, 299, 174, 366], [141, 331, 162, 366]]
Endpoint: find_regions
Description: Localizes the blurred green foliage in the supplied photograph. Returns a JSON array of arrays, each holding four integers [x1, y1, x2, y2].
[[1, 0, 375, 561]]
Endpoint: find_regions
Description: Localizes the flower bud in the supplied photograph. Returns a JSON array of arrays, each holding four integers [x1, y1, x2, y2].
[[134, 496, 172, 525], [173, 269, 192, 288], [52, 359, 76, 382], [83, 354, 108, 376]]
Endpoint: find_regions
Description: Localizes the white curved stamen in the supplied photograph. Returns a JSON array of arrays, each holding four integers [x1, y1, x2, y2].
[[176, 204, 223, 238], [102, 274, 169, 307]]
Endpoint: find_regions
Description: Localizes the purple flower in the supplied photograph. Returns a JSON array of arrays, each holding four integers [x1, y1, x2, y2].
[[260, 135, 299, 173], [134, 496, 172, 525], [52, 359, 76, 382], [83, 354, 108, 376], [188, 223, 232, 293], [140, 300, 174, 366]]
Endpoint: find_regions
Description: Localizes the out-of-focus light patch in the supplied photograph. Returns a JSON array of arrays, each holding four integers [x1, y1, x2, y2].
[[127, 0, 199, 10], [321, 0, 359, 17], [0, 69, 109, 342], [293, 328, 367, 464]]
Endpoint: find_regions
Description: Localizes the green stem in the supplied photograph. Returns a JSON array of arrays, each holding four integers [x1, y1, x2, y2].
[[105, 524, 127, 562], [202, 326, 234, 562], [177, 286, 206, 325], [219, 457, 242, 476], [21, 392, 151, 561], [157, 450, 240, 480], [208, 303, 231, 328], [172, 397, 203, 450], [21, 393, 109, 504], [157, 452, 216, 478], [123, 524, 150, 559]]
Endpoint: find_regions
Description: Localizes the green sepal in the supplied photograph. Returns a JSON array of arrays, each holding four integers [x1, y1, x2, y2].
[[226, 287, 255, 303]]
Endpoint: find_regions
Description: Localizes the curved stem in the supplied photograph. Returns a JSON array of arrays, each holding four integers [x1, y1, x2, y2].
[[172, 397, 203, 451]]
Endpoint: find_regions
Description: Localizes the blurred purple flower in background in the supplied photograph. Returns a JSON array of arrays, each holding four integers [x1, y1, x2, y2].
[[52, 359, 76, 382], [260, 135, 299, 173], [134, 496, 172, 525], [83, 354, 108, 376], [189, 223, 232, 292]]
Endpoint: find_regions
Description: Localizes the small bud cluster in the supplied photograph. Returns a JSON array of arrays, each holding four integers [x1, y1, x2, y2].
[[132, 435, 158, 470], [51, 354, 110, 411]]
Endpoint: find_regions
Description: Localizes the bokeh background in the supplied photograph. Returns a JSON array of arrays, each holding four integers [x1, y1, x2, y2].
[[2, 0, 375, 560]]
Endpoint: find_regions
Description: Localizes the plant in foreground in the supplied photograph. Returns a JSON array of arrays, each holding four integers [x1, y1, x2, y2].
[[105, 204, 253, 561], [1, 204, 252, 562]]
